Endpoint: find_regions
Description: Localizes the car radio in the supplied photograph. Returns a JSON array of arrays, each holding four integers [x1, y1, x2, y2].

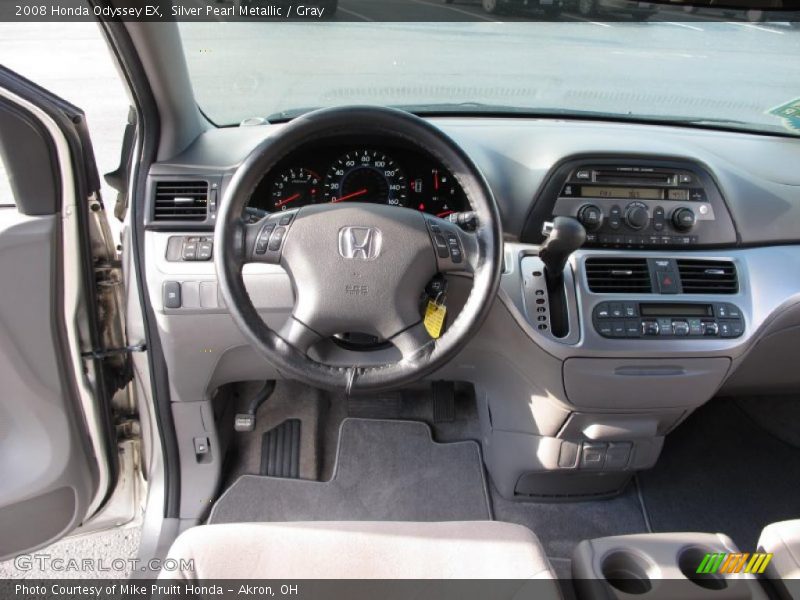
[[592, 301, 744, 339], [544, 163, 737, 249]]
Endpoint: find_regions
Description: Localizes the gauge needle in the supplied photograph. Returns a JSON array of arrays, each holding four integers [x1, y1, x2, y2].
[[274, 192, 301, 208], [331, 188, 368, 203], [437, 210, 455, 218]]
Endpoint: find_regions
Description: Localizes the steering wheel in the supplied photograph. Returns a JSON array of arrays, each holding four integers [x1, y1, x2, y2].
[[215, 106, 502, 393]]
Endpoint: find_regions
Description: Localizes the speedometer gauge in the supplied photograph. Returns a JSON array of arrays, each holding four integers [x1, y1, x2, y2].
[[324, 150, 407, 206], [269, 167, 321, 211]]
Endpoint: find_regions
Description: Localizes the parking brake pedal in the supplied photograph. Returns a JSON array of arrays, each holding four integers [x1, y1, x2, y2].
[[234, 380, 276, 432]]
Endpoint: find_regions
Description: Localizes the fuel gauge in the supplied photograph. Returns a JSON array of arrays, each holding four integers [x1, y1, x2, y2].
[[428, 168, 459, 218]]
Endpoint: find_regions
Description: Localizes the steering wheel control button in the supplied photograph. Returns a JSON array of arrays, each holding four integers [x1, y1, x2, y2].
[[268, 226, 287, 252], [445, 232, 463, 263], [163, 281, 182, 309], [255, 223, 276, 254], [433, 233, 450, 258], [279, 213, 294, 226]]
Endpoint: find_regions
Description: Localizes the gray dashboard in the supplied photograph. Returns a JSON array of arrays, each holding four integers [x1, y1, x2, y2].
[[142, 115, 800, 512]]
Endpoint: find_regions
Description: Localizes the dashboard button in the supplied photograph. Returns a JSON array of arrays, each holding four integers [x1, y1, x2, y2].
[[597, 323, 613, 337], [623, 302, 638, 318], [730, 321, 744, 337], [688, 319, 703, 336], [197, 241, 213, 261], [657, 271, 680, 294], [727, 304, 742, 319], [658, 318, 673, 335], [715, 304, 729, 318], [596, 303, 610, 319], [642, 320, 659, 336], [672, 320, 690, 336], [719, 321, 734, 337], [612, 322, 626, 337], [702, 322, 719, 336], [625, 321, 640, 337], [610, 303, 624, 318], [163, 281, 181, 309]]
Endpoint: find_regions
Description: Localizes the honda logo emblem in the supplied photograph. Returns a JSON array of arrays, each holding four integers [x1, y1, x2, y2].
[[338, 226, 382, 260]]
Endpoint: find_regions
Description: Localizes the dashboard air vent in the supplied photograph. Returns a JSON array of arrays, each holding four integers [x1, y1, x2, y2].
[[585, 258, 652, 293], [153, 181, 209, 221], [677, 259, 738, 294]]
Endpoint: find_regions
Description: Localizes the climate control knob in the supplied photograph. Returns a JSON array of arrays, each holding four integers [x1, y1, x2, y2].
[[624, 204, 649, 230], [672, 207, 696, 232], [577, 204, 603, 232]]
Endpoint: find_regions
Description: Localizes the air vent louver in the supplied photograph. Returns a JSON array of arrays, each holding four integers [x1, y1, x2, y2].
[[153, 180, 208, 221], [677, 259, 738, 294], [585, 258, 652, 293]]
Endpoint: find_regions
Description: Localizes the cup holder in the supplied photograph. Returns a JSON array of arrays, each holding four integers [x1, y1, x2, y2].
[[678, 546, 728, 591], [601, 550, 655, 595]]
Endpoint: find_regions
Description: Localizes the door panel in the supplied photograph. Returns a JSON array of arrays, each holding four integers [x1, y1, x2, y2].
[[0, 68, 112, 559]]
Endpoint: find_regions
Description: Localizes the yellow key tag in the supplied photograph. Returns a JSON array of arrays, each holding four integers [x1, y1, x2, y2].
[[424, 299, 447, 339]]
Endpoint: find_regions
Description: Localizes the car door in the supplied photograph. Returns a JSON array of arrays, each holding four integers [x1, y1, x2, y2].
[[0, 66, 126, 560]]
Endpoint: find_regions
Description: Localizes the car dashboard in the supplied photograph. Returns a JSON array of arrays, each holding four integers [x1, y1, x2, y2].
[[141, 115, 800, 510]]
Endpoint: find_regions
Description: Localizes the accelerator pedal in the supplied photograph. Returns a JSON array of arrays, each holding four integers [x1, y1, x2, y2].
[[432, 381, 456, 423], [260, 419, 301, 478]]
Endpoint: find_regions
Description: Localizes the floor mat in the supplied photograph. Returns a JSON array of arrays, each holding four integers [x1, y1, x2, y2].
[[639, 398, 800, 550], [491, 481, 648, 560], [210, 418, 492, 523]]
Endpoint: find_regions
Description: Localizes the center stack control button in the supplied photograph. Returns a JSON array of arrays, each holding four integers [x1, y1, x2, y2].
[[642, 320, 659, 336], [672, 320, 690, 336]]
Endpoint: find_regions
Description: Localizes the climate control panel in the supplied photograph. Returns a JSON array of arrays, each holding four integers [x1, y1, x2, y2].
[[593, 302, 744, 339]]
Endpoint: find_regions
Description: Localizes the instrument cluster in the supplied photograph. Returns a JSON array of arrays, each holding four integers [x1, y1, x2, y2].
[[248, 141, 468, 218]]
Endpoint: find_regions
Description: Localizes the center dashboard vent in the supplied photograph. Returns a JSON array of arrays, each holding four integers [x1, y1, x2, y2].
[[585, 258, 652, 293], [676, 259, 738, 294], [153, 180, 209, 221]]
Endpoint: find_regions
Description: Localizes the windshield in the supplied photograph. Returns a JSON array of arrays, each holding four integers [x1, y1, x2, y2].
[[179, 20, 800, 136]]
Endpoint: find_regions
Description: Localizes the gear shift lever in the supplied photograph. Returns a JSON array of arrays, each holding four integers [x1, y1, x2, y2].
[[540, 217, 587, 289], [538, 217, 586, 337]]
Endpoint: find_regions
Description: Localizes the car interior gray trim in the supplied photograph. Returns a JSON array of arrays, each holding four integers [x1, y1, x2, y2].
[[0, 96, 60, 215]]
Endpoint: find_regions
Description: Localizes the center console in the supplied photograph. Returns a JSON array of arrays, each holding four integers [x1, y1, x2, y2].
[[483, 157, 750, 501], [572, 533, 768, 600]]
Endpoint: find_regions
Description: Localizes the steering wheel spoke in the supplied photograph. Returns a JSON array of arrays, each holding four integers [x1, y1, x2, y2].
[[424, 215, 480, 274], [389, 321, 435, 364], [277, 315, 323, 355]]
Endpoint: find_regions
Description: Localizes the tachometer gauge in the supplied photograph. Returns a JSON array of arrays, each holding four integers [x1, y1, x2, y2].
[[269, 168, 321, 211], [324, 150, 407, 206]]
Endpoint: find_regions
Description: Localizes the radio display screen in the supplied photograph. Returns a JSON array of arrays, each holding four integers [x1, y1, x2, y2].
[[581, 186, 662, 200], [640, 303, 713, 317]]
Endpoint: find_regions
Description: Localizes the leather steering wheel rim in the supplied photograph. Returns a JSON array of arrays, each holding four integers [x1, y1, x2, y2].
[[214, 106, 503, 393]]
